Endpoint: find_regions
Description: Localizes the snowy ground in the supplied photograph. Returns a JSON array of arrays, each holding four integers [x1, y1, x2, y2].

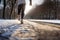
[[27, 19, 60, 24], [0, 19, 21, 40], [0, 19, 19, 26], [0, 19, 60, 40], [0, 19, 35, 40]]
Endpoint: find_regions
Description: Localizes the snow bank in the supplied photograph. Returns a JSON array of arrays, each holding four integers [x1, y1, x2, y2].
[[0, 19, 20, 27], [28, 19, 60, 24]]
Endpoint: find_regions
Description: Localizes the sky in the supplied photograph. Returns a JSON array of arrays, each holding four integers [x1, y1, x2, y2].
[[26, 0, 44, 5], [25, 0, 44, 15]]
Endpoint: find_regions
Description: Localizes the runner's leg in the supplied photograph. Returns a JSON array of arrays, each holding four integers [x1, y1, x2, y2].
[[21, 4, 25, 24], [18, 5, 22, 20]]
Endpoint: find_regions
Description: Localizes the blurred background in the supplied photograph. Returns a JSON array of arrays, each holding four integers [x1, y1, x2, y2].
[[0, 0, 60, 19]]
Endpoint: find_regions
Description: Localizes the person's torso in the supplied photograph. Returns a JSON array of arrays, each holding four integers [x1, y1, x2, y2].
[[18, 0, 25, 5]]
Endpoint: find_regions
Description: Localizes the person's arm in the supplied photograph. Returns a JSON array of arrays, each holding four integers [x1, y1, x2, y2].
[[29, 0, 32, 5]]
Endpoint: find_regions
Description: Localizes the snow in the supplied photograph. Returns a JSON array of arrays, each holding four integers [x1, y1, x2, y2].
[[28, 19, 60, 24], [0, 19, 60, 40], [0, 19, 19, 27], [0, 19, 21, 38]]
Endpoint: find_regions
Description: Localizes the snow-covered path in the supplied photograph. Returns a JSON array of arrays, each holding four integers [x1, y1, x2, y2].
[[0, 20, 21, 40], [0, 19, 60, 40], [0, 20, 35, 40]]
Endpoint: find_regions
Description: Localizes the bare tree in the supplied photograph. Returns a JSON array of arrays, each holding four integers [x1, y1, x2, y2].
[[30, 0, 32, 5], [3, 0, 6, 19], [9, 0, 17, 19]]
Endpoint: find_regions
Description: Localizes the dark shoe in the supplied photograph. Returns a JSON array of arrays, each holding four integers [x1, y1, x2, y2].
[[21, 20, 23, 24], [21, 22, 23, 24], [21, 19, 23, 24]]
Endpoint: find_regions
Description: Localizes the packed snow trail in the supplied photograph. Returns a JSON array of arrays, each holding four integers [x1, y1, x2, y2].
[[0, 20, 35, 40], [0, 19, 60, 40]]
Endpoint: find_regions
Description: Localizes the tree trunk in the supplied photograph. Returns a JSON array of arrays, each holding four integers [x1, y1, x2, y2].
[[30, 0, 32, 5], [3, 0, 6, 19], [9, 0, 16, 19]]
